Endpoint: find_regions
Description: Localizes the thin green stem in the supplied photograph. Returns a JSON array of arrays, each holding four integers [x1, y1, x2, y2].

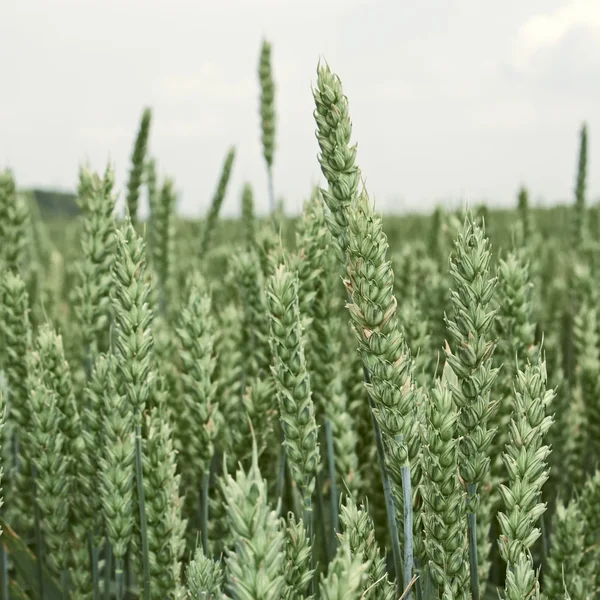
[[540, 512, 549, 569], [368, 392, 402, 594], [276, 426, 287, 512], [325, 420, 339, 551], [423, 565, 434, 600], [304, 498, 315, 597], [200, 471, 210, 556], [401, 458, 414, 600], [466, 482, 480, 600], [60, 569, 69, 600], [315, 472, 331, 562], [33, 473, 45, 600], [135, 424, 150, 600], [115, 557, 124, 600], [125, 548, 134, 599], [267, 167, 275, 215], [88, 534, 99, 600], [413, 559, 422, 600], [103, 539, 112, 600], [0, 539, 8, 600]]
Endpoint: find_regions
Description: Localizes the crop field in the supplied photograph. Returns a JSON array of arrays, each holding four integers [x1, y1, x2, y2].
[[0, 40, 598, 600]]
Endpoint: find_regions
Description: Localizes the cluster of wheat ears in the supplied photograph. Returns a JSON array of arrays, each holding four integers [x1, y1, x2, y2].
[[0, 40, 598, 600]]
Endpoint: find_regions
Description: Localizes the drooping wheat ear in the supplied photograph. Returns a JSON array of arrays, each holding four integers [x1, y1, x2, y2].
[[572, 122, 588, 246], [444, 216, 499, 599], [221, 442, 285, 600], [126, 107, 152, 226], [186, 545, 223, 598], [319, 539, 368, 600], [344, 189, 418, 595], [544, 499, 592, 599], [200, 147, 236, 255], [267, 263, 320, 523], [0, 169, 30, 274], [141, 406, 187, 598], [232, 249, 271, 378], [175, 273, 218, 549], [497, 355, 554, 570], [150, 177, 177, 311], [503, 552, 541, 600], [99, 353, 134, 598], [0, 271, 33, 531], [420, 374, 470, 599], [72, 168, 117, 363], [338, 495, 395, 600], [572, 300, 600, 471], [312, 63, 360, 261], [258, 39, 276, 213], [281, 512, 314, 599], [241, 183, 257, 249]]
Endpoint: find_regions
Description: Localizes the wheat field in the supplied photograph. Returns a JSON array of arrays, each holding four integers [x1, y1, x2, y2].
[[0, 40, 598, 600]]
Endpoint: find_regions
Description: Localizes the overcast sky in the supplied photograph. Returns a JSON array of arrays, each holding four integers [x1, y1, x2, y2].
[[1, 0, 598, 217]]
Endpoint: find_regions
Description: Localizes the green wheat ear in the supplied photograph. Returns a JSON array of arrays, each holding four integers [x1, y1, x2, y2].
[[221, 436, 285, 600], [319, 539, 368, 600], [281, 512, 313, 599], [504, 552, 541, 600], [572, 122, 588, 246], [126, 107, 152, 226], [258, 38, 276, 213], [186, 544, 223, 598], [200, 147, 236, 256], [267, 263, 321, 519]]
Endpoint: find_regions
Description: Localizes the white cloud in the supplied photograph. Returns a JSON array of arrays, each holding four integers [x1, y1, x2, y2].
[[513, 0, 600, 69]]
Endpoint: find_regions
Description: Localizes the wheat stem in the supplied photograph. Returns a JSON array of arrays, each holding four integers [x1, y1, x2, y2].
[[89, 534, 99, 600], [103, 539, 112, 600], [366, 382, 403, 590], [135, 423, 150, 600], [200, 471, 210, 556], [467, 483, 480, 600], [115, 557, 124, 600], [32, 471, 44, 600], [325, 420, 339, 541]]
